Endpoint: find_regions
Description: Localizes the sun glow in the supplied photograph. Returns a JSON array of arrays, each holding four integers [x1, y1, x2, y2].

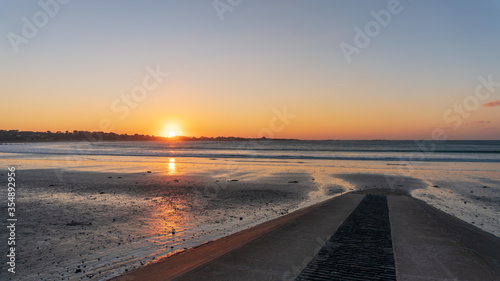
[[162, 125, 181, 138]]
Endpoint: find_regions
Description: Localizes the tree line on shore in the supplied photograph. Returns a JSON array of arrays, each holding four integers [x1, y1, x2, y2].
[[0, 130, 288, 142]]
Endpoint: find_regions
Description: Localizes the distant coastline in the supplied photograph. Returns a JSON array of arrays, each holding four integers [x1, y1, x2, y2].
[[0, 129, 298, 143], [2, 130, 498, 144]]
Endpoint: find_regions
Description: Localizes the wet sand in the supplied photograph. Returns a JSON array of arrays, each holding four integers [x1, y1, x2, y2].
[[114, 191, 500, 281], [0, 156, 499, 280], [0, 166, 328, 280], [111, 194, 357, 281]]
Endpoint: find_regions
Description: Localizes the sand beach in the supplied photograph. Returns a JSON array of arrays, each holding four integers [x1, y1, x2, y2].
[[1, 147, 499, 280]]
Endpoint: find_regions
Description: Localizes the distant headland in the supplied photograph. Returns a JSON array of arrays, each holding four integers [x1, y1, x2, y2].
[[0, 130, 298, 142]]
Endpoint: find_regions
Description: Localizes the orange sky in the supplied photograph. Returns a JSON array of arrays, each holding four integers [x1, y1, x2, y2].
[[1, 1, 499, 140]]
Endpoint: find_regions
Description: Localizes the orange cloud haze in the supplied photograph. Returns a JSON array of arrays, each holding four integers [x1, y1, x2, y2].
[[483, 100, 500, 107]]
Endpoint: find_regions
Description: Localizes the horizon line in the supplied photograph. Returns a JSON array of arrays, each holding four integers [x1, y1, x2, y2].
[[1, 129, 499, 142]]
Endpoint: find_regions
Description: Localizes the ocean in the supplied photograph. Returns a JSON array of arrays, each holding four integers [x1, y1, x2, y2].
[[2, 139, 500, 162]]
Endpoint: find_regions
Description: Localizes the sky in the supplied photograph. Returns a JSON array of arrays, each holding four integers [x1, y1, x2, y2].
[[1, 0, 499, 140]]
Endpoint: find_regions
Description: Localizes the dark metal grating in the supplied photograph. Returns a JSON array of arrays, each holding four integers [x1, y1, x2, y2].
[[295, 195, 396, 280]]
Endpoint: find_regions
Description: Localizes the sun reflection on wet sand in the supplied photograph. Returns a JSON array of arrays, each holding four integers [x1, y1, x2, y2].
[[167, 158, 176, 175], [149, 197, 188, 237]]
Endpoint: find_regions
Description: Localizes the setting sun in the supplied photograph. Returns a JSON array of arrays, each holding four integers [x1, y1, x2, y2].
[[162, 124, 181, 138]]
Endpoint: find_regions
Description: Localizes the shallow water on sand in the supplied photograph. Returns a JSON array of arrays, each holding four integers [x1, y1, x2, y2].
[[0, 153, 498, 280]]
